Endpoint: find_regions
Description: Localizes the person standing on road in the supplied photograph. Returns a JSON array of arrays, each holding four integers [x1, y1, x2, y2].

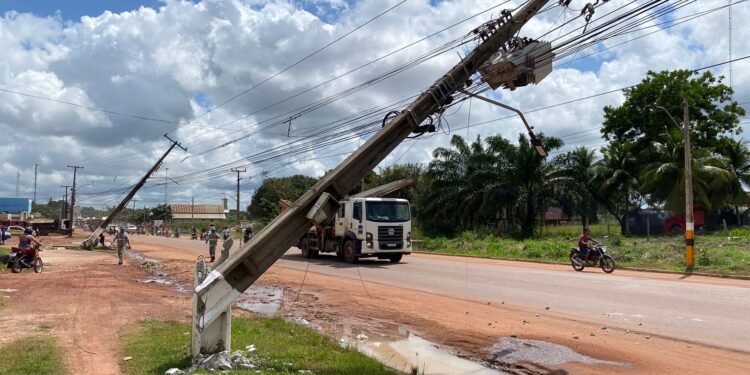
[[113, 226, 131, 265], [222, 226, 230, 240], [0, 225, 6, 245], [207, 228, 220, 262]]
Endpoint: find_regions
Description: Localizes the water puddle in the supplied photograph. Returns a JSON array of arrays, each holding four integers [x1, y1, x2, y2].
[[485, 337, 624, 368], [234, 286, 284, 317], [357, 334, 506, 375]]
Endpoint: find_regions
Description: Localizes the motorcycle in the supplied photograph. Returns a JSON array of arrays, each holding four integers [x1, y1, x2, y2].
[[569, 243, 615, 273], [5, 243, 44, 273]]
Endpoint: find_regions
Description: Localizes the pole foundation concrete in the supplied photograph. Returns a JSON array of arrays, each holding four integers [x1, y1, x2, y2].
[[192, 258, 231, 358]]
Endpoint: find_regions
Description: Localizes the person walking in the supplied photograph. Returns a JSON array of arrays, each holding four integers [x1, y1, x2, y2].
[[206, 227, 220, 262], [113, 225, 131, 265], [0, 225, 6, 245]]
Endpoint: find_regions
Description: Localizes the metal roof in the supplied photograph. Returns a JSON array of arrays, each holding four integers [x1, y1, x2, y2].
[[173, 213, 226, 220], [170, 204, 224, 214]]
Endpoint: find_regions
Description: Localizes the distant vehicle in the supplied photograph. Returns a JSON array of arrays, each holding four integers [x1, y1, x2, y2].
[[127, 224, 137, 233]]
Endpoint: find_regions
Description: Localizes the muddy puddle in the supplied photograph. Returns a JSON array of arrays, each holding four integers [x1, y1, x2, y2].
[[484, 337, 625, 368], [128, 251, 189, 293], [234, 285, 284, 317]]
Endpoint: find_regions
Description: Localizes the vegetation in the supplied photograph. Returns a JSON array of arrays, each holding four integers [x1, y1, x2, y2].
[[418, 226, 750, 275], [122, 316, 400, 375], [0, 335, 66, 375], [248, 175, 319, 223]]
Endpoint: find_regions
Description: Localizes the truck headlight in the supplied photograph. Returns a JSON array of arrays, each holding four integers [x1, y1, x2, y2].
[[407, 232, 411, 247], [366, 232, 373, 248]]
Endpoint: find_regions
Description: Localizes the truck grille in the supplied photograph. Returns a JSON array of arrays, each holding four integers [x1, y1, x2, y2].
[[378, 226, 403, 250]]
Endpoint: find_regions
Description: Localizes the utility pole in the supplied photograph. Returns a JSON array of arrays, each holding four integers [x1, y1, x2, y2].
[[683, 95, 694, 268], [164, 167, 169, 205], [60, 185, 71, 223], [191, 193, 195, 227], [231, 168, 246, 242], [33, 164, 38, 205], [191, 0, 553, 357], [15, 171, 20, 197], [67, 165, 84, 237], [81, 134, 186, 249]]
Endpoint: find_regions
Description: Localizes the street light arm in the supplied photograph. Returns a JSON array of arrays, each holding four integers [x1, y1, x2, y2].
[[654, 105, 683, 132], [458, 89, 547, 157]]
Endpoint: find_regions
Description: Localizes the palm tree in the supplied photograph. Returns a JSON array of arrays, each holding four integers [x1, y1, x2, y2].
[[640, 129, 733, 214], [590, 141, 639, 234], [548, 146, 599, 230], [717, 138, 750, 224], [508, 133, 563, 237]]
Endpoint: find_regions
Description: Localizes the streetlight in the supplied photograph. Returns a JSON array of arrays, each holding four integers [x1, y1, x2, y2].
[[459, 89, 547, 157]]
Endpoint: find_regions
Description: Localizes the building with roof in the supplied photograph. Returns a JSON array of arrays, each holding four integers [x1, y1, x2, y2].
[[170, 204, 226, 221]]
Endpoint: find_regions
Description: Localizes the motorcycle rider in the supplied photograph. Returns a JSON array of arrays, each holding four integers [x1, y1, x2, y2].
[[18, 227, 42, 267], [578, 228, 599, 263], [113, 226, 131, 265]]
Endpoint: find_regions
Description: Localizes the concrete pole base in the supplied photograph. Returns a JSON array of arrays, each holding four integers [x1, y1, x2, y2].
[[192, 258, 232, 358]]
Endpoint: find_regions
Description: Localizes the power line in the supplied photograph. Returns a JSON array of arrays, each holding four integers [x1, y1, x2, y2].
[[185, 0, 409, 124]]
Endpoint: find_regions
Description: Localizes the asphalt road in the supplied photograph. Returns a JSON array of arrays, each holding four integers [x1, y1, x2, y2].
[[138, 235, 750, 352]]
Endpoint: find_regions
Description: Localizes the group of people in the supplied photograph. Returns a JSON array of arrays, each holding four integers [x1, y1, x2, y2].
[[197, 224, 254, 262]]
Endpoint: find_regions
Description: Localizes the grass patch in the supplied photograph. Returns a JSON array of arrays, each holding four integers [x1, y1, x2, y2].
[[0, 335, 66, 375], [122, 316, 401, 375], [419, 227, 750, 275]]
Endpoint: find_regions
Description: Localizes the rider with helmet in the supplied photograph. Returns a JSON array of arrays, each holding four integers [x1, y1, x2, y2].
[[113, 225, 131, 265]]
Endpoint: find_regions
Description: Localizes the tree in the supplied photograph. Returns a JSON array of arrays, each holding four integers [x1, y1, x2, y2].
[[150, 204, 172, 221], [602, 70, 745, 152], [590, 141, 639, 234], [716, 137, 750, 224], [248, 175, 318, 223], [547, 146, 599, 229], [510, 133, 563, 237], [640, 130, 733, 213]]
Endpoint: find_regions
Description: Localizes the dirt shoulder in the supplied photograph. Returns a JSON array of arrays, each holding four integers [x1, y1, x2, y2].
[[133, 238, 750, 375], [0, 242, 188, 375]]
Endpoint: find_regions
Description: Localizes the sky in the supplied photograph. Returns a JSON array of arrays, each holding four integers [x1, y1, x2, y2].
[[0, 0, 748, 212]]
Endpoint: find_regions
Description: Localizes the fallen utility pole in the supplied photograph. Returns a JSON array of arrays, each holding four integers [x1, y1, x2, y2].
[[192, 0, 553, 357], [81, 134, 186, 249]]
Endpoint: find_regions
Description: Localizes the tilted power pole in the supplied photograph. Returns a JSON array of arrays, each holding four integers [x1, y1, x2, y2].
[[192, 0, 553, 357], [81, 135, 186, 249]]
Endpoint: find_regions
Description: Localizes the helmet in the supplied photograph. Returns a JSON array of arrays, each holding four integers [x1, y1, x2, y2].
[[24, 227, 33, 235], [210, 228, 216, 233], [120, 225, 126, 231]]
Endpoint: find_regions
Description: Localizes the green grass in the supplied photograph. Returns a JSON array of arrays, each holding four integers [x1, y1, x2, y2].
[[418, 227, 750, 275], [122, 316, 401, 375], [0, 335, 66, 375], [0, 247, 9, 274]]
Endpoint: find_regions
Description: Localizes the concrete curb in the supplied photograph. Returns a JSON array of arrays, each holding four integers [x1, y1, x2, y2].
[[412, 251, 750, 281]]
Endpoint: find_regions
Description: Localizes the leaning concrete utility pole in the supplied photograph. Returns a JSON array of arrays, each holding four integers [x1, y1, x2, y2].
[[67, 165, 84, 237], [683, 95, 694, 268], [191, 0, 552, 357], [231, 168, 246, 242], [81, 134, 186, 249]]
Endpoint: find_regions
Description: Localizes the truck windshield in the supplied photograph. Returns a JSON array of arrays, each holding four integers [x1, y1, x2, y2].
[[365, 201, 410, 222]]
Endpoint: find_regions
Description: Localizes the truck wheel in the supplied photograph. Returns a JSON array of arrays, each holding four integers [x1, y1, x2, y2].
[[343, 240, 357, 264], [388, 253, 403, 263], [300, 238, 312, 259]]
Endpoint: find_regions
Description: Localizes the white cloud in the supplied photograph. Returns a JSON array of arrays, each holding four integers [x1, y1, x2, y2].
[[0, 0, 747, 209]]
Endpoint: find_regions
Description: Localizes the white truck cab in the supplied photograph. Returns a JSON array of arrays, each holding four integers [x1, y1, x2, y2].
[[299, 197, 412, 263]]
